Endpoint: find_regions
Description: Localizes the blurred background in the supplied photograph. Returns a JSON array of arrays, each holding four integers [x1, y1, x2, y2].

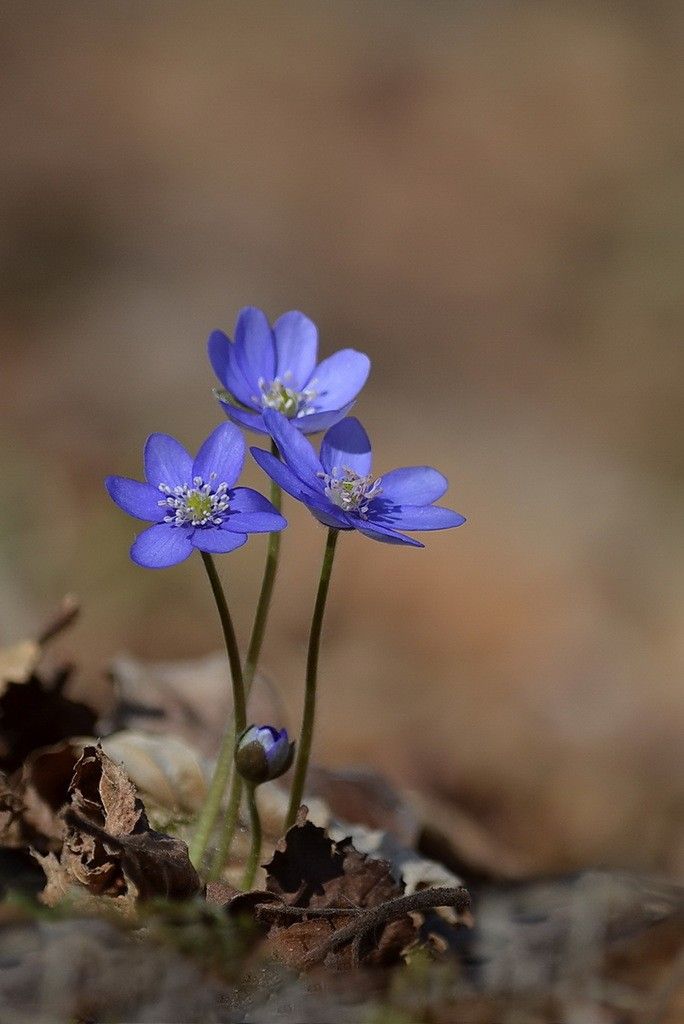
[[1, 2, 682, 876]]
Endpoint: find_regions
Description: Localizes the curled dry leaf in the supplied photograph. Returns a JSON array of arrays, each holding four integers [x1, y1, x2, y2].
[[256, 780, 463, 901], [0, 773, 24, 847], [259, 807, 417, 968], [64, 809, 202, 901], [0, 598, 94, 773], [99, 730, 207, 814], [19, 740, 83, 847], [0, 663, 97, 774], [35, 744, 200, 906]]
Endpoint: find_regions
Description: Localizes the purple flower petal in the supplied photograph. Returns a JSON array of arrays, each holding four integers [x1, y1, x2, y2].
[[379, 466, 449, 505], [293, 404, 355, 434], [222, 403, 269, 433], [130, 523, 194, 568], [372, 503, 466, 531], [209, 331, 256, 408], [222, 486, 287, 533], [222, 511, 287, 534], [192, 422, 245, 486], [229, 486, 284, 515], [355, 520, 424, 547], [263, 409, 323, 478], [144, 434, 193, 489], [207, 329, 231, 387], [320, 417, 372, 477], [233, 306, 276, 387], [224, 347, 259, 408], [310, 503, 354, 529], [250, 447, 324, 503], [191, 528, 248, 554], [310, 349, 370, 411], [273, 311, 318, 390], [106, 476, 165, 522]]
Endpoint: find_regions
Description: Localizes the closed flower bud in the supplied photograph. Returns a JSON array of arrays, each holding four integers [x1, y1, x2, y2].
[[235, 725, 294, 784]]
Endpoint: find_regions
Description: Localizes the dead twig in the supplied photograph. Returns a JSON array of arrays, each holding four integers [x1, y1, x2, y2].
[[38, 596, 80, 646], [256, 903, 362, 920], [293, 885, 471, 970]]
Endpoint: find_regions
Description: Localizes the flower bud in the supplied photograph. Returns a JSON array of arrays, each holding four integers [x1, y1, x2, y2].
[[235, 725, 294, 784]]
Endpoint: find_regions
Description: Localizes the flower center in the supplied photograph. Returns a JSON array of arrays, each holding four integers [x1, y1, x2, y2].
[[257, 372, 317, 418], [319, 467, 382, 518], [157, 475, 231, 527]]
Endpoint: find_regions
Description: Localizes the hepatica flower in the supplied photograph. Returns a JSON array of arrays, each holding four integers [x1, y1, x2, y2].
[[208, 306, 370, 435], [106, 422, 286, 568], [234, 724, 295, 784], [252, 410, 466, 547]]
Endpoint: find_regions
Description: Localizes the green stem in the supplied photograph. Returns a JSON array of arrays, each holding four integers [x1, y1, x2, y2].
[[285, 527, 338, 830], [207, 445, 284, 879], [240, 783, 262, 890], [189, 553, 246, 870], [243, 441, 282, 692], [207, 772, 242, 880]]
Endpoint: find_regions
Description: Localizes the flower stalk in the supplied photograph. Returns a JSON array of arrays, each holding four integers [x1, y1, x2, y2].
[[285, 527, 338, 829], [189, 553, 246, 869], [240, 782, 262, 890], [244, 442, 282, 691], [207, 448, 283, 879]]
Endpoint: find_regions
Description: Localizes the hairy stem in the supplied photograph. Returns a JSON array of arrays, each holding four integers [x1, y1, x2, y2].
[[244, 440, 282, 693], [240, 783, 262, 890], [189, 553, 246, 871], [208, 445, 284, 879], [285, 527, 338, 829]]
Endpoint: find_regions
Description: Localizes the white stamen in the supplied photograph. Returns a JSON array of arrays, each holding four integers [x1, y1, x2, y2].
[[255, 375, 318, 418], [157, 477, 231, 527], [318, 467, 382, 518]]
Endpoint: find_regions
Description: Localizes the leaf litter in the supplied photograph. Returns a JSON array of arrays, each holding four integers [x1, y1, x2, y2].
[[0, 612, 682, 1022]]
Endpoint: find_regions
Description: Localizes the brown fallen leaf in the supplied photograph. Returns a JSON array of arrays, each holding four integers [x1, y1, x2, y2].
[[70, 743, 145, 835], [0, 773, 24, 847], [35, 744, 200, 906], [0, 666, 98, 774], [64, 809, 202, 901], [259, 807, 417, 968], [18, 740, 83, 848], [99, 730, 208, 814]]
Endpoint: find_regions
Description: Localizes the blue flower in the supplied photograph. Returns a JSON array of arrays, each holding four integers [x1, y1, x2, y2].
[[235, 724, 295, 783], [106, 422, 287, 568], [251, 411, 466, 547], [208, 306, 370, 435]]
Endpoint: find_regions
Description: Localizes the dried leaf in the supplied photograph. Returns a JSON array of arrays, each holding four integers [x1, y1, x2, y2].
[[100, 730, 207, 813], [0, 773, 24, 847], [0, 600, 94, 773], [257, 781, 463, 899], [33, 744, 201, 905], [0, 667, 97, 773], [70, 743, 145, 836], [64, 810, 202, 901], [19, 740, 83, 846], [266, 809, 347, 903], [33, 848, 137, 915], [262, 807, 416, 968]]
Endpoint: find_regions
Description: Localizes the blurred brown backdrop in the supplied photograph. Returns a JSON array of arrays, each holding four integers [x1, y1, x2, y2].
[[1, 2, 682, 875]]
